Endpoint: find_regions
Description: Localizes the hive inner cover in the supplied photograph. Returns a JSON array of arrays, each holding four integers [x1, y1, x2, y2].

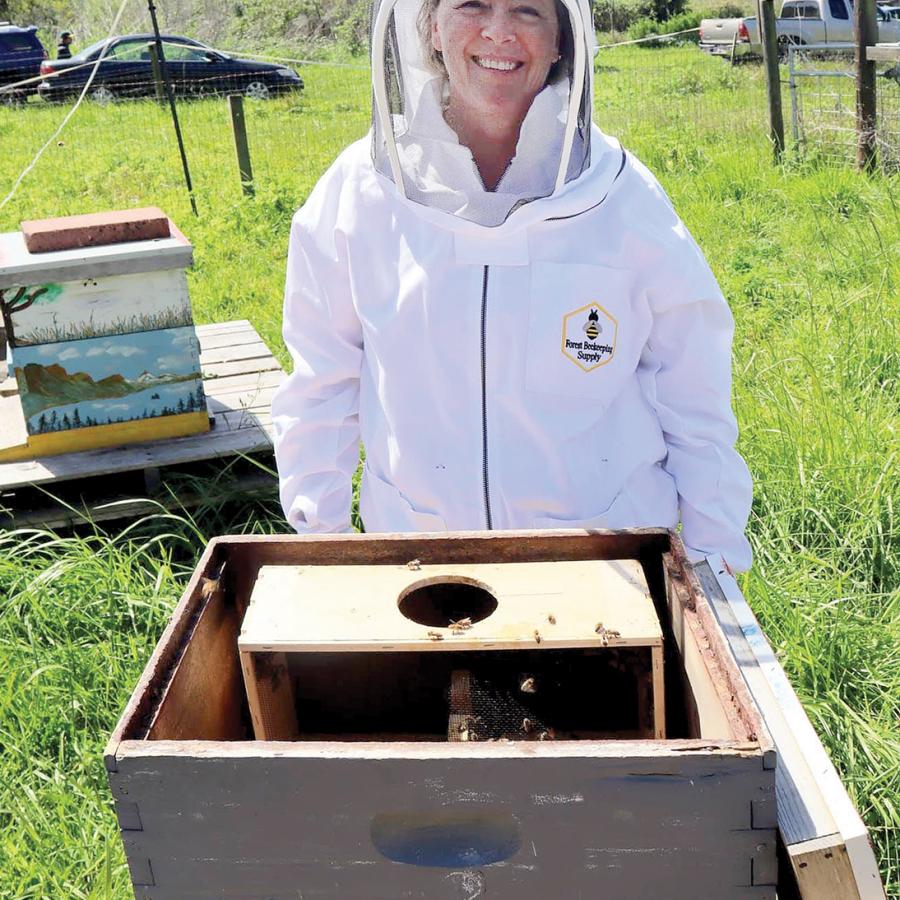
[[239, 560, 661, 652]]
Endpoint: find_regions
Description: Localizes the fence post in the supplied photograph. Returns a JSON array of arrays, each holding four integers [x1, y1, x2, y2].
[[855, 0, 878, 172], [147, 42, 165, 104], [758, 0, 786, 159], [787, 46, 800, 145], [228, 94, 255, 197]]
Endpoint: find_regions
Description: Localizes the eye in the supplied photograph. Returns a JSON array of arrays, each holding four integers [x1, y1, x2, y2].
[[513, 4, 545, 16], [455, 0, 486, 8]]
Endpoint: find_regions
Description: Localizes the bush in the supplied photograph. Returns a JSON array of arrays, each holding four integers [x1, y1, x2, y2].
[[707, 2, 748, 16], [625, 10, 702, 43], [595, 0, 695, 36], [593, 0, 657, 33], [649, 0, 689, 20]]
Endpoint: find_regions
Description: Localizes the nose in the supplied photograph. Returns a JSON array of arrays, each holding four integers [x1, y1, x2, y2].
[[481, 9, 517, 44]]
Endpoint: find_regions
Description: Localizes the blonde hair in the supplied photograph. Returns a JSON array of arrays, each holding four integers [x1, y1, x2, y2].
[[417, 0, 574, 84]]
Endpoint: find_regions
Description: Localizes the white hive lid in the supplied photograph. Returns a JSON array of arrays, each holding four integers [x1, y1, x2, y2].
[[0, 226, 193, 289]]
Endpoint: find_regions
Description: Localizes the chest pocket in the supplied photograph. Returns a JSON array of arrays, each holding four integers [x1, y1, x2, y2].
[[524, 262, 648, 403]]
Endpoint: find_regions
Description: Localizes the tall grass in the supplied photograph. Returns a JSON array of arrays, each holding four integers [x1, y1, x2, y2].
[[0, 45, 897, 897], [13, 307, 194, 346]]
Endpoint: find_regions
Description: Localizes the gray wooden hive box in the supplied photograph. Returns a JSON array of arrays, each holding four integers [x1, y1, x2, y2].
[[105, 529, 778, 899]]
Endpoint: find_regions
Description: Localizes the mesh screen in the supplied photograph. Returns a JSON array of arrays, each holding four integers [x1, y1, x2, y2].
[[448, 648, 644, 741], [370, 0, 595, 226]]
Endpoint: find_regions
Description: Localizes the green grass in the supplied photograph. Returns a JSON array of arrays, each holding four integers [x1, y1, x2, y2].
[[0, 45, 898, 898]]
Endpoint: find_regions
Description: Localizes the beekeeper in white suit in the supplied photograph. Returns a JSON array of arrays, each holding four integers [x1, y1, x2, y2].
[[272, 0, 754, 571]]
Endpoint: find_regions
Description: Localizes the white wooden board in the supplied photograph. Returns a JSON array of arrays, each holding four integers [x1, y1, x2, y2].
[[239, 559, 661, 653], [868, 44, 900, 61]]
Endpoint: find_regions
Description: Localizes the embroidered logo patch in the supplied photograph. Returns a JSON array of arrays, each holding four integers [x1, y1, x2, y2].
[[561, 304, 617, 372]]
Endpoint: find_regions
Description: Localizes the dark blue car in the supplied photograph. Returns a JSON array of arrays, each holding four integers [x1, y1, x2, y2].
[[0, 24, 47, 100], [38, 33, 303, 102]]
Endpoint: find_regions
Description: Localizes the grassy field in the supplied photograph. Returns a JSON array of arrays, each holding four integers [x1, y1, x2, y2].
[[0, 45, 898, 898]]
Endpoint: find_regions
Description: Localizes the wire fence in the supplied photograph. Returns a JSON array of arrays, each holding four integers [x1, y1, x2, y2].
[[0, 40, 779, 222], [595, 42, 769, 143], [1, 39, 897, 226], [787, 44, 900, 172]]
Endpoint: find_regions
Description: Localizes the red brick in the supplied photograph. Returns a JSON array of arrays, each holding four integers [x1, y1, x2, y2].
[[21, 207, 171, 253]]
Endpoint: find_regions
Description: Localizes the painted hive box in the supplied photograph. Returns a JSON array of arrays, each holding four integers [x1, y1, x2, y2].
[[106, 530, 779, 900], [0, 208, 208, 461]]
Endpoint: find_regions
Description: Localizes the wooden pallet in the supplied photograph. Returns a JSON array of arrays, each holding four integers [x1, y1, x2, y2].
[[0, 319, 283, 528], [695, 557, 887, 900]]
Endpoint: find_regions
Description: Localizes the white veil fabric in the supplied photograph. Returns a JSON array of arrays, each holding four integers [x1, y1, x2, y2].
[[369, 0, 597, 227]]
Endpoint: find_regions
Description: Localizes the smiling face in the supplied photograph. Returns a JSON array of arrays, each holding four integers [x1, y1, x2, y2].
[[430, 0, 561, 133]]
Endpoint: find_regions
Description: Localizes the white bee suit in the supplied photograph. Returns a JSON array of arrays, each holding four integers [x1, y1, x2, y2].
[[272, 0, 753, 570]]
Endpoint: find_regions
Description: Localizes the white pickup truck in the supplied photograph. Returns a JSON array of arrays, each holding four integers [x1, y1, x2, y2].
[[699, 0, 900, 56]]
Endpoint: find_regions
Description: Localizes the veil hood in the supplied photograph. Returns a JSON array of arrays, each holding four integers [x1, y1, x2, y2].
[[369, 0, 599, 228]]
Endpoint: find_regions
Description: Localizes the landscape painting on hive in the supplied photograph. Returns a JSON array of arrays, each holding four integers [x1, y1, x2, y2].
[[1, 269, 193, 347], [13, 326, 206, 436]]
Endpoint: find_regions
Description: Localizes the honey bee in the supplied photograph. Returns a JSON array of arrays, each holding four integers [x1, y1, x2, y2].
[[407, 559, 422, 570], [519, 676, 537, 694], [426, 630, 444, 641], [448, 617, 473, 633], [583, 308, 601, 339], [594, 622, 621, 647], [521, 718, 533, 734], [547, 613, 557, 625], [533, 630, 542, 644]]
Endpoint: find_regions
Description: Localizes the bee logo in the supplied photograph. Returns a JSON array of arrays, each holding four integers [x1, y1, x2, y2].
[[583, 308, 601, 339]]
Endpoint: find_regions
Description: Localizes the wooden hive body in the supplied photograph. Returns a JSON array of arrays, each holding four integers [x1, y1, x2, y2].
[[106, 530, 779, 899], [0, 209, 209, 461]]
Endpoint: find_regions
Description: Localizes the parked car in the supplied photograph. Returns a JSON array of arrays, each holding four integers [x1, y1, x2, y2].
[[876, 5, 900, 26], [0, 23, 47, 101], [700, 0, 900, 57], [37, 33, 303, 102]]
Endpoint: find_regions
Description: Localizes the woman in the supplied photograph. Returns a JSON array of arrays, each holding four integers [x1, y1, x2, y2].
[[272, 0, 753, 571]]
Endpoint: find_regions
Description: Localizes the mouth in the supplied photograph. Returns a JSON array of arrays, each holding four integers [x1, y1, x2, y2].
[[472, 56, 523, 72]]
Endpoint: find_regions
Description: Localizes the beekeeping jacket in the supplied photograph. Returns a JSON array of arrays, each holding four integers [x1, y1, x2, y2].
[[272, 0, 754, 570]]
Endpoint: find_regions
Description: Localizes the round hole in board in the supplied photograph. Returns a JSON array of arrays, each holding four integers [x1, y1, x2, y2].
[[398, 576, 498, 628]]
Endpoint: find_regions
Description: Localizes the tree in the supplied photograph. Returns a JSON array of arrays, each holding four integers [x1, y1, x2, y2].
[[72, 408, 82, 428], [61, 413, 71, 430], [0, 285, 48, 317], [37, 413, 47, 433], [0, 285, 48, 341]]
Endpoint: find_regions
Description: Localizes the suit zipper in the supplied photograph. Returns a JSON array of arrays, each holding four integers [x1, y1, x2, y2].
[[480, 265, 493, 530]]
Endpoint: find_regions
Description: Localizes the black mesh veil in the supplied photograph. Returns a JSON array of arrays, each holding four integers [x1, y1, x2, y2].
[[370, 0, 596, 226]]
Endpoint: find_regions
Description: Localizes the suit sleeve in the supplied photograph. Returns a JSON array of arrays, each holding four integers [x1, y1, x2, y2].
[[641, 217, 753, 571], [271, 174, 363, 534]]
